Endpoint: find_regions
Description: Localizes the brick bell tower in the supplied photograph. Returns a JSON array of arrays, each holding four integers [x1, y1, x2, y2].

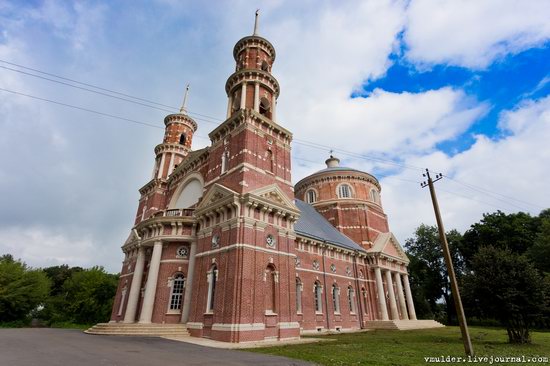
[[187, 11, 301, 342], [135, 86, 197, 225]]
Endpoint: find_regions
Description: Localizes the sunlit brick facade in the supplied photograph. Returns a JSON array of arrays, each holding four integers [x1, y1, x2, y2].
[[109, 16, 418, 343]]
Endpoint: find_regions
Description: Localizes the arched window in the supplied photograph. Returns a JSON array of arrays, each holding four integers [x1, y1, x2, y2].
[[306, 189, 317, 204], [261, 60, 269, 72], [221, 151, 229, 174], [232, 93, 241, 113], [179, 134, 186, 145], [265, 265, 277, 313], [266, 149, 274, 173], [169, 273, 185, 310], [296, 278, 302, 313], [206, 265, 217, 313], [370, 189, 379, 203], [347, 286, 356, 314], [314, 281, 323, 313], [332, 284, 340, 314], [173, 178, 203, 208], [259, 97, 271, 118], [338, 184, 352, 198]]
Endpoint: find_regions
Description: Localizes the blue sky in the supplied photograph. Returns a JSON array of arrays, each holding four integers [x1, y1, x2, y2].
[[355, 44, 550, 155], [1, 0, 550, 271]]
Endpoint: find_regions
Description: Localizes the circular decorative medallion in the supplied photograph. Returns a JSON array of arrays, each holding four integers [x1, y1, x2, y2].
[[295, 257, 301, 267], [266, 234, 276, 248], [211, 234, 220, 249], [176, 246, 188, 258], [330, 264, 337, 273], [312, 260, 320, 271]]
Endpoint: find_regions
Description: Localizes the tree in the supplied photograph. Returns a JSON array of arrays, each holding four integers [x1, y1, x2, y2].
[[0, 254, 50, 322], [527, 217, 550, 274], [462, 211, 538, 267], [43, 265, 83, 296], [405, 225, 465, 324], [54, 267, 118, 324], [463, 246, 549, 344]]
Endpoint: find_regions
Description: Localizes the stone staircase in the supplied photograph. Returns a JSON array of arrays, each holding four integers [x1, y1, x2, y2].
[[85, 323, 190, 337], [366, 319, 444, 330]]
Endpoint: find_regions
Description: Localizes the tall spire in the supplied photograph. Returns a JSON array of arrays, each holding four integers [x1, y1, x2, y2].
[[179, 84, 190, 114], [253, 9, 259, 36]]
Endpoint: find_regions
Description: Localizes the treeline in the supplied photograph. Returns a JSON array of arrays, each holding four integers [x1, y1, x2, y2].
[[406, 209, 550, 344], [0, 255, 118, 326]]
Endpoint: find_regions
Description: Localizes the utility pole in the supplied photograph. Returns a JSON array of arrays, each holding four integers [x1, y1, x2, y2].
[[421, 169, 474, 356]]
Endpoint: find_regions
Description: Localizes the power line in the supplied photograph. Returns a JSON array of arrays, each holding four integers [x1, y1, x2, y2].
[[0, 59, 223, 123], [443, 174, 544, 210], [1, 75, 543, 213]]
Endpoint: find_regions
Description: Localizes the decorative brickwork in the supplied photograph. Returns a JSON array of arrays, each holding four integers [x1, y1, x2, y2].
[[108, 15, 418, 343]]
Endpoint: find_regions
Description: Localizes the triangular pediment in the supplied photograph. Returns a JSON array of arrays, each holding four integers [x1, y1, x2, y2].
[[123, 229, 140, 248], [368, 232, 409, 263], [248, 184, 297, 211], [195, 183, 238, 211]]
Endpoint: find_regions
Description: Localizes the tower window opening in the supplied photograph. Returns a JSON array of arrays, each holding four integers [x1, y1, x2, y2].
[[261, 60, 269, 72], [306, 189, 317, 204], [259, 97, 271, 118], [338, 184, 352, 198], [221, 151, 229, 174], [232, 94, 241, 113], [179, 134, 186, 145], [169, 273, 185, 310]]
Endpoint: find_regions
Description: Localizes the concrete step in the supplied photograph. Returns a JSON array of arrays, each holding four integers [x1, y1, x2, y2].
[[366, 319, 445, 330], [85, 322, 190, 337]]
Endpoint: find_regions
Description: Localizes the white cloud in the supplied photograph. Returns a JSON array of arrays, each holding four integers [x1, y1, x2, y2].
[[0, 226, 100, 269], [1, 0, 550, 271], [383, 95, 550, 241], [404, 0, 550, 68]]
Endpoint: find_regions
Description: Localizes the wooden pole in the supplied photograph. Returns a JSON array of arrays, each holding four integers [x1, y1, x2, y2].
[[422, 169, 474, 356]]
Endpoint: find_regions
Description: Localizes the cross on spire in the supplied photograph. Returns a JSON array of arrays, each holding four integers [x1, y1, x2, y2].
[[253, 9, 260, 36], [179, 84, 190, 114]]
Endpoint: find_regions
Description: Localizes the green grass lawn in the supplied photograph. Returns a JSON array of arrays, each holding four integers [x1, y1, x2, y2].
[[248, 327, 550, 366]]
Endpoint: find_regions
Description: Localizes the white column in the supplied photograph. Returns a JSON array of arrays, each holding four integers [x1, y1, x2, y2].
[[180, 241, 197, 323], [226, 95, 233, 118], [271, 94, 277, 122], [240, 82, 247, 109], [385, 270, 399, 320], [139, 241, 163, 323], [167, 153, 176, 176], [394, 272, 409, 320], [157, 153, 166, 179], [254, 82, 260, 112], [124, 247, 145, 323], [403, 274, 417, 320], [374, 267, 388, 320]]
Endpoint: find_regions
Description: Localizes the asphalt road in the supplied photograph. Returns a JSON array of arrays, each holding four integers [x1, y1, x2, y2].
[[0, 328, 314, 366]]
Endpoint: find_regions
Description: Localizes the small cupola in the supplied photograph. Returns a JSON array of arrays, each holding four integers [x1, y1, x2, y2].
[[325, 155, 340, 168]]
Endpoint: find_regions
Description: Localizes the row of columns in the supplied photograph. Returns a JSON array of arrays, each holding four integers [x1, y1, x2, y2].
[[123, 240, 197, 324], [226, 81, 277, 121], [373, 267, 417, 321]]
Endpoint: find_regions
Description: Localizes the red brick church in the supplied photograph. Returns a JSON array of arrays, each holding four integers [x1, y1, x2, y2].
[[88, 13, 441, 343]]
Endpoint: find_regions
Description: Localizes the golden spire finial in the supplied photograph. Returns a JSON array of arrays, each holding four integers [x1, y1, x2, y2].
[[179, 84, 190, 114], [253, 9, 260, 36]]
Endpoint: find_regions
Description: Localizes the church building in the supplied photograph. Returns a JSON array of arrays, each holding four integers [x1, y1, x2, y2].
[[88, 13, 441, 343]]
